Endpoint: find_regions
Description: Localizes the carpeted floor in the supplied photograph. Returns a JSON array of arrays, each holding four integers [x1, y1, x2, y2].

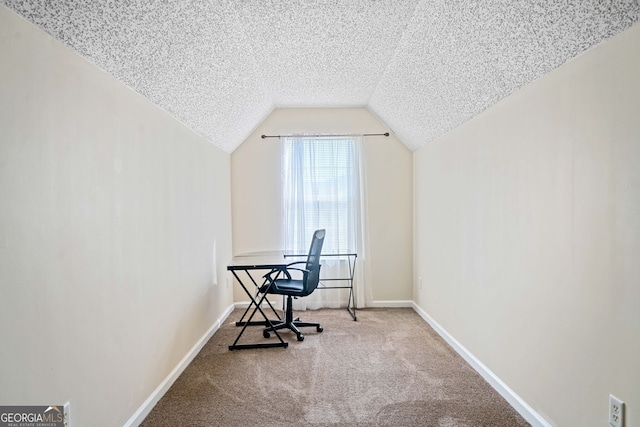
[[141, 308, 530, 426]]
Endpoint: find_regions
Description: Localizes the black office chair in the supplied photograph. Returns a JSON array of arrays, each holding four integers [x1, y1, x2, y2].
[[261, 229, 325, 342]]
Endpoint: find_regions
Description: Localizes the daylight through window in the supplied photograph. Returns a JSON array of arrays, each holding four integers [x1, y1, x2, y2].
[[282, 136, 363, 255]]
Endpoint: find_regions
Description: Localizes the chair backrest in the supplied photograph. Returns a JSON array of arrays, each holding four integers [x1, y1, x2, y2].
[[303, 229, 325, 295]]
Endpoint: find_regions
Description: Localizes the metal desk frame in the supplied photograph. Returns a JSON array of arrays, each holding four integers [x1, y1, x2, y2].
[[283, 252, 358, 321], [227, 252, 289, 350]]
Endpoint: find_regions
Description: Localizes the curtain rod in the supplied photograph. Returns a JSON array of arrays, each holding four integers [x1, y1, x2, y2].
[[261, 132, 389, 139]]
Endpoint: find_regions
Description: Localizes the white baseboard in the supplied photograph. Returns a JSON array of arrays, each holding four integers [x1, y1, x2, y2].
[[234, 301, 251, 309], [370, 300, 414, 308], [411, 302, 551, 427], [126, 301, 549, 426], [124, 304, 236, 427], [237, 300, 415, 309]]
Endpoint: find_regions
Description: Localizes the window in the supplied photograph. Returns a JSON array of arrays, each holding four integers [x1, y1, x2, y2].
[[282, 136, 363, 255]]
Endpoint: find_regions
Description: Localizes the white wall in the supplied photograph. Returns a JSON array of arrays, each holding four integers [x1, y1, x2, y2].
[[231, 108, 413, 304], [0, 7, 233, 426], [414, 23, 640, 426]]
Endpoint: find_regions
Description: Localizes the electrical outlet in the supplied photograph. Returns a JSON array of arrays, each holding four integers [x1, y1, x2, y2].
[[609, 394, 624, 427], [63, 402, 70, 427]]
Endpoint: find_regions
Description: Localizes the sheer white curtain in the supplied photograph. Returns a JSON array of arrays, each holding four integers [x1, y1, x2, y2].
[[282, 135, 371, 309]]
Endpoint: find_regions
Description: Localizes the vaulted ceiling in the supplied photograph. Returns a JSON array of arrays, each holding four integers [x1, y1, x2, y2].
[[3, 1, 639, 152]]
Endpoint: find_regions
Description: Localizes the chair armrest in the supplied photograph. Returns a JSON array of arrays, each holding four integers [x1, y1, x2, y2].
[[275, 261, 307, 280], [262, 262, 308, 281], [282, 266, 309, 281], [263, 266, 287, 282]]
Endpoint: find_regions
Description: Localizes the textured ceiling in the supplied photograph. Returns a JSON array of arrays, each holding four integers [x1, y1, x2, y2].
[[3, 1, 639, 152]]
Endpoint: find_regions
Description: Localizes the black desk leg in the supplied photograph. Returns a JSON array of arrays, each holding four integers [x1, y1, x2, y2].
[[347, 284, 357, 321], [235, 269, 282, 326], [229, 270, 288, 350]]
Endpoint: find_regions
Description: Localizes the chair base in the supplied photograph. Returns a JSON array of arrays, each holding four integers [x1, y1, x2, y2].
[[263, 296, 323, 342]]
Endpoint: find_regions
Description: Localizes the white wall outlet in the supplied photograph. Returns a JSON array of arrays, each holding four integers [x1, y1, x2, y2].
[[63, 401, 70, 427], [609, 394, 624, 427]]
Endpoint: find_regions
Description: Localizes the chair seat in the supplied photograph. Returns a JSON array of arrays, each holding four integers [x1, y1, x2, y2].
[[260, 279, 307, 297]]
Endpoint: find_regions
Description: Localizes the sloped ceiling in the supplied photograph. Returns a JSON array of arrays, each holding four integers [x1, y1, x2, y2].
[[2, 1, 639, 152]]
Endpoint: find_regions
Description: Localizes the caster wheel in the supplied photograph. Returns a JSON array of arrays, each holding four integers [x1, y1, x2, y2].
[[317, 326, 323, 333], [297, 334, 304, 341], [263, 330, 270, 339]]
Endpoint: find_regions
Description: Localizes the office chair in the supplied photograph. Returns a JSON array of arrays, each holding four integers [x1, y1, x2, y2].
[[261, 229, 325, 342]]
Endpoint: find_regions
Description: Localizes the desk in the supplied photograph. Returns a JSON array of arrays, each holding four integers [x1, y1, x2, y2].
[[283, 252, 358, 321], [227, 251, 289, 350], [227, 251, 358, 350]]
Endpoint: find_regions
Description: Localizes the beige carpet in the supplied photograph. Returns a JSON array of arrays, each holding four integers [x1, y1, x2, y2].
[[141, 308, 530, 426]]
